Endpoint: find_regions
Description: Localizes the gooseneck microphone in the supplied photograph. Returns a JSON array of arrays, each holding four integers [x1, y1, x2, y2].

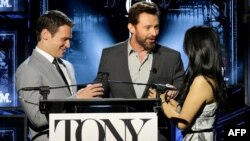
[[19, 72, 110, 100], [18, 83, 92, 100], [97, 72, 177, 92], [108, 80, 177, 91], [19, 72, 177, 100], [19, 81, 176, 92], [18, 83, 91, 92]]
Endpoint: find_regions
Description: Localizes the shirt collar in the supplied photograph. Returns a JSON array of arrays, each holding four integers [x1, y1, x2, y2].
[[35, 47, 54, 63], [127, 40, 134, 56]]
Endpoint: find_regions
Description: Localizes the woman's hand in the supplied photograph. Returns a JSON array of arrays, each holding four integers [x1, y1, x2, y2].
[[164, 84, 178, 101]]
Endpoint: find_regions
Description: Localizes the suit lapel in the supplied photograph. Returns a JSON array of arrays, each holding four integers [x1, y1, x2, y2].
[[142, 44, 162, 97], [62, 61, 77, 93], [32, 50, 58, 76], [31, 50, 72, 96]]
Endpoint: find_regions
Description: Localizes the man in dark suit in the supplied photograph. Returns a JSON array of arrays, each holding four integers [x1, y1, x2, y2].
[[95, 2, 185, 141], [96, 1, 184, 99], [15, 10, 103, 141]]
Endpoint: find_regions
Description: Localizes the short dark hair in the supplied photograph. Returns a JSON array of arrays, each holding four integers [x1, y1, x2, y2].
[[128, 1, 160, 25], [35, 10, 74, 41]]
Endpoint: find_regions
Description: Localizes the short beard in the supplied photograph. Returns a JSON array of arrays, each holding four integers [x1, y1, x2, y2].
[[136, 37, 155, 51]]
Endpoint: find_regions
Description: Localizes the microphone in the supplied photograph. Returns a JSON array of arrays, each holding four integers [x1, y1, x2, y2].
[[18, 84, 90, 92], [151, 68, 157, 74], [18, 83, 95, 114], [97, 73, 173, 94], [18, 83, 92, 100], [108, 80, 151, 86], [20, 86, 50, 91], [108, 80, 177, 91], [152, 83, 177, 94]]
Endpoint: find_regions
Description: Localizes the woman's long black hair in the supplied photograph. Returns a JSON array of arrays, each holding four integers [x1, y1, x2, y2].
[[178, 26, 227, 111]]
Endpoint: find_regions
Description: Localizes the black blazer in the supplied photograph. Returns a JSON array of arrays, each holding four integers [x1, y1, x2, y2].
[[96, 40, 184, 98]]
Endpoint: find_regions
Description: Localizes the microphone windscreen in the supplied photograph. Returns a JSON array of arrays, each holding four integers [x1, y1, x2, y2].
[[151, 68, 157, 74]]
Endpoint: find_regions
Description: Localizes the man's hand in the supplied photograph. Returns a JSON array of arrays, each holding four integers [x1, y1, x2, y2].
[[148, 88, 157, 98], [76, 83, 104, 98]]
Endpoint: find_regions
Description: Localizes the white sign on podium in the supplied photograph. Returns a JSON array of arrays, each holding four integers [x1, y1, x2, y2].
[[49, 112, 157, 141]]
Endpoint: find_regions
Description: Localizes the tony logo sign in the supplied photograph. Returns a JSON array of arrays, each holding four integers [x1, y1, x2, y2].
[[49, 113, 157, 141]]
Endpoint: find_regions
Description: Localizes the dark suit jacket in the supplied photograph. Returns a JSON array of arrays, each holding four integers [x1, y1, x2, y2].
[[96, 40, 184, 98]]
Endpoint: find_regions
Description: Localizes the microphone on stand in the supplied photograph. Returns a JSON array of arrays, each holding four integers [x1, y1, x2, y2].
[[107, 80, 177, 92], [18, 83, 91, 92], [108, 80, 151, 86], [18, 83, 96, 115], [152, 83, 177, 94], [19, 71, 110, 100], [18, 83, 93, 100], [107, 80, 177, 101], [95, 71, 177, 98]]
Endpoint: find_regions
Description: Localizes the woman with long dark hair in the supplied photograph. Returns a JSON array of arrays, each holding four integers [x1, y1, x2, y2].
[[150, 25, 227, 140]]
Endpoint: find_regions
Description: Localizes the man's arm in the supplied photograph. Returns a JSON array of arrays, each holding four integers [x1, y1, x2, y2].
[[16, 65, 48, 127]]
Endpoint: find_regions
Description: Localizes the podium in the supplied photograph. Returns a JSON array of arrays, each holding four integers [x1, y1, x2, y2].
[[39, 98, 160, 114], [39, 98, 162, 141]]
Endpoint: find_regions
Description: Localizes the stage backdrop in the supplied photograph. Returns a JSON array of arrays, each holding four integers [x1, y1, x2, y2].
[[0, 0, 28, 107], [48, 0, 240, 86], [0, 0, 243, 113]]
